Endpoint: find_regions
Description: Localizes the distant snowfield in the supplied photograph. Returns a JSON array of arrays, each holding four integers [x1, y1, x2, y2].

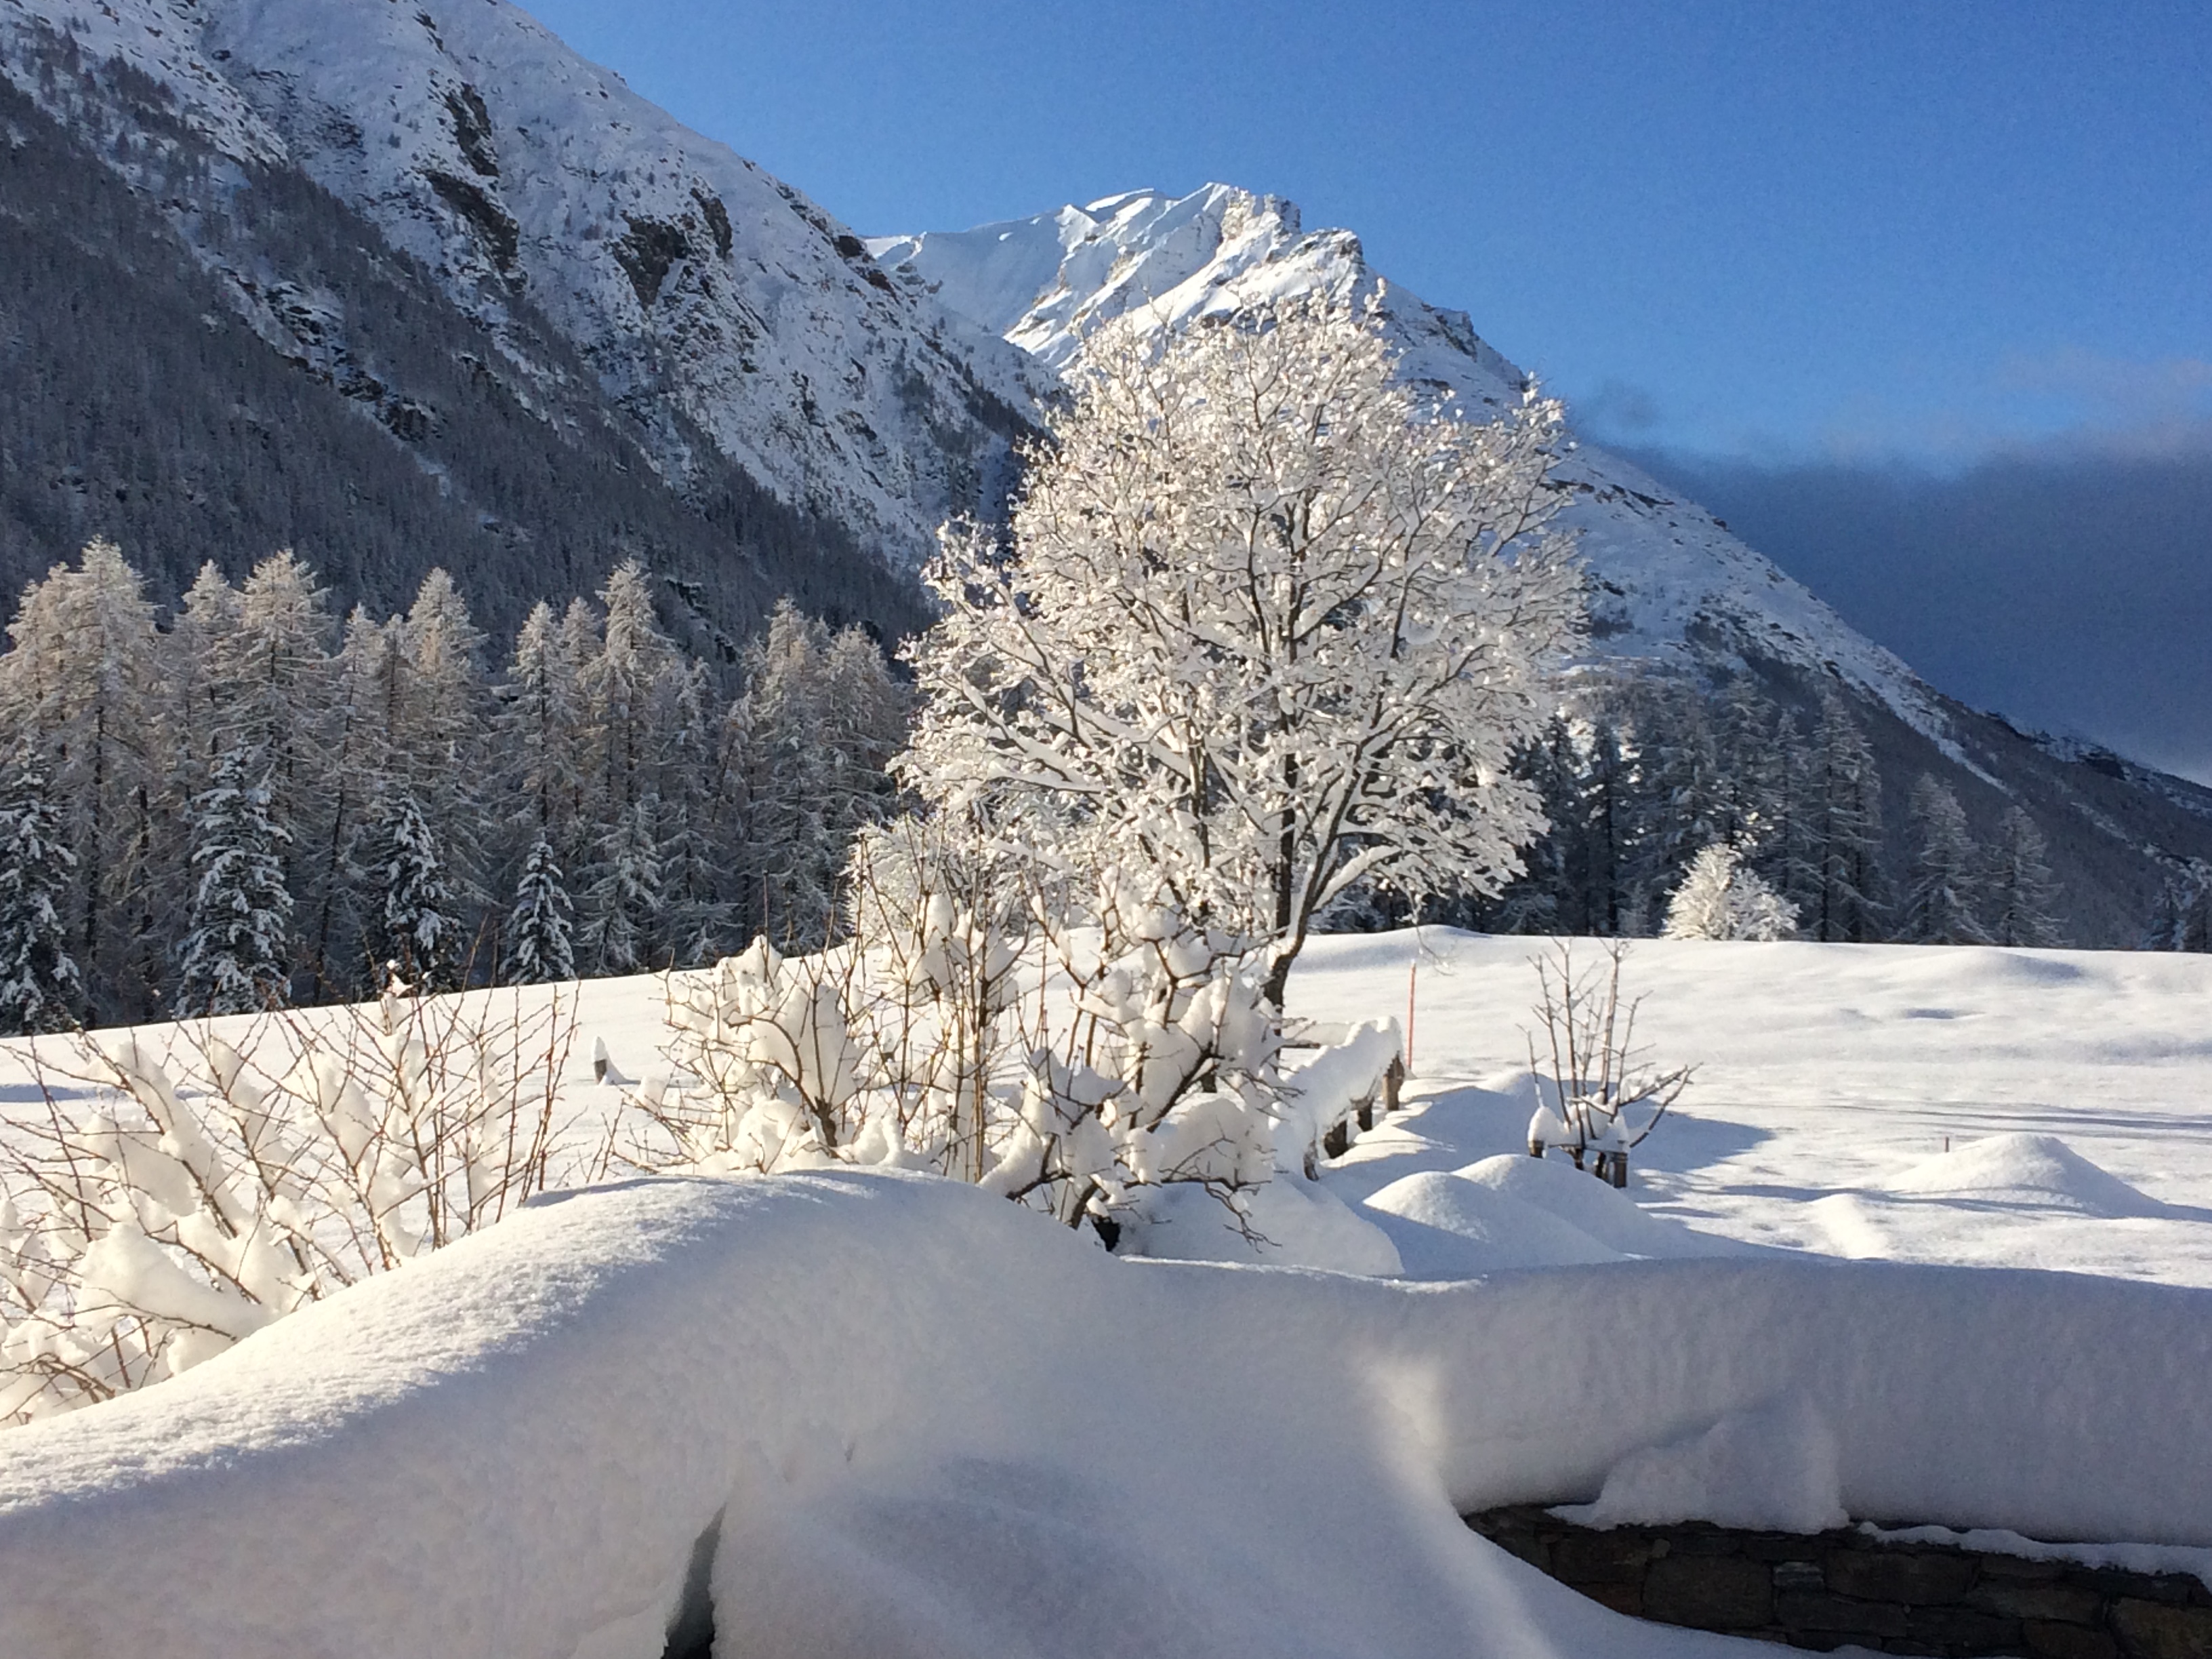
[[5, 934, 2212, 1658], [1288, 933, 2212, 1288]]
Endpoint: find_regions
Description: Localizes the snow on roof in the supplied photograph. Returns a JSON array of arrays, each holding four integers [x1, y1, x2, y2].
[[1, 1168, 2209, 1656]]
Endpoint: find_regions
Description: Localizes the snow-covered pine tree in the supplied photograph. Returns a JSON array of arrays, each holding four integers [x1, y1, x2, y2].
[[1713, 673, 1790, 857], [176, 745, 295, 1016], [728, 602, 837, 948], [1488, 714, 1581, 933], [167, 561, 243, 786], [577, 563, 681, 960], [353, 794, 463, 991], [903, 295, 1581, 1003], [1622, 676, 1724, 920], [224, 554, 337, 926], [506, 834, 576, 984], [819, 621, 907, 864], [649, 655, 732, 963], [1662, 842, 1799, 941], [496, 600, 588, 859], [1803, 693, 1887, 942], [1982, 805, 2063, 947], [1582, 714, 1641, 933], [0, 758, 83, 1033], [582, 792, 665, 975], [2143, 861, 2212, 952], [311, 607, 403, 996], [1902, 775, 1988, 945]]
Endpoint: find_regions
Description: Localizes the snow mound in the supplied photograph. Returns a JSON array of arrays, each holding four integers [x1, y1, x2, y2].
[[1454, 1153, 1745, 1258], [1118, 1174, 1404, 1274], [1882, 1134, 2169, 1217], [1355, 1157, 1750, 1278], [1561, 1395, 1847, 1534], [5, 1175, 2212, 1656], [1362, 1169, 1623, 1274]]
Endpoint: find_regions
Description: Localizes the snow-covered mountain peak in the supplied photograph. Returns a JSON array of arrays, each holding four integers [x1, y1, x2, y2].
[[874, 183, 1956, 746]]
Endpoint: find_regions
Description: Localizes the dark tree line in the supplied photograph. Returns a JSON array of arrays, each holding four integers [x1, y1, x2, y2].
[[0, 541, 905, 1033], [1471, 672, 2068, 949]]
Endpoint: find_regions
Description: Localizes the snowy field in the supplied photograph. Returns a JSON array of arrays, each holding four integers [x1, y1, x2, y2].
[[445, 928, 2212, 1286], [1291, 933, 2212, 1287], [4, 932, 2211, 1659]]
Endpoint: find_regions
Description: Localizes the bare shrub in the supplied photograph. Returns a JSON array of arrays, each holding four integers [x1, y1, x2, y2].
[[0, 987, 577, 1422], [1522, 939, 1692, 1187]]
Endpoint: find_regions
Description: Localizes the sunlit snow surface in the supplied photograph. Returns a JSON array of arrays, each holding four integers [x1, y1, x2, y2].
[[5, 934, 2212, 1658], [1290, 932, 2212, 1287]]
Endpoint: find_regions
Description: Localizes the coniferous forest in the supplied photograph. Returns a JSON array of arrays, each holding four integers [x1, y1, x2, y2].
[[0, 540, 904, 1031]]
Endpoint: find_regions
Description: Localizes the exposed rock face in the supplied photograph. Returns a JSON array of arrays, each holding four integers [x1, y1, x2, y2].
[[1470, 1504, 2212, 1659]]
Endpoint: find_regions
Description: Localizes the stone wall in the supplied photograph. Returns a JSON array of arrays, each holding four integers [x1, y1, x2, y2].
[[1465, 1506, 2212, 1659]]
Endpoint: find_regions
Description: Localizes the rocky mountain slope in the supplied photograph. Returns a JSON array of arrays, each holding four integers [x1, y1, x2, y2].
[[874, 186, 2212, 943], [0, 0, 1043, 639]]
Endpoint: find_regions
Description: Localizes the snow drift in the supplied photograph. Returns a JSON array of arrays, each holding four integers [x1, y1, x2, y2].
[[1, 1172, 2210, 1658]]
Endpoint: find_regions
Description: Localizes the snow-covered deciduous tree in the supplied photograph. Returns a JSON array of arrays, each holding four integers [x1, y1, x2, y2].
[[632, 839, 1296, 1238], [901, 295, 1580, 1003], [1902, 775, 1988, 945], [1523, 939, 1692, 1187], [175, 746, 295, 1016], [506, 836, 576, 985], [1982, 806, 2063, 948], [1662, 843, 1799, 941], [0, 760, 82, 1035]]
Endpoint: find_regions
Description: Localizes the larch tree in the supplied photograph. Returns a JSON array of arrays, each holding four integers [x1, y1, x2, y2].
[[1902, 775, 1988, 945], [901, 295, 1581, 1004], [0, 541, 164, 1015], [1804, 693, 1886, 943], [395, 570, 489, 909], [582, 794, 665, 975], [1982, 804, 2063, 948]]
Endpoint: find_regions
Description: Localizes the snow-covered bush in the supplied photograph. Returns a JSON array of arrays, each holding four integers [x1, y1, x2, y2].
[[1662, 843, 1798, 941], [626, 841, 1319, 1238], [899, 294, 1580, 1005], [994, 868, 1284, 1229], [1523, 939, 1692, 1186], [0, 988, 578, 1422]]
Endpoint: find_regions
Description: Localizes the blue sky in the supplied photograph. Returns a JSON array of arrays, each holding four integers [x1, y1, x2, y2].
[[521, 0, 2211, 466]]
